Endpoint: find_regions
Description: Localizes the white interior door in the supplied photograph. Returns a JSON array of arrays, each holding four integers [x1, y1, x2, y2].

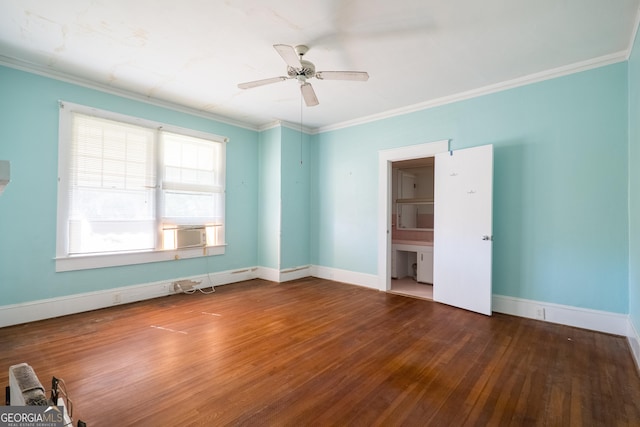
[[433, 144, 493, 315]]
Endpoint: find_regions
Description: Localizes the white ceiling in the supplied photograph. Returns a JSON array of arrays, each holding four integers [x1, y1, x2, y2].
[[1, 1, 638, 130]]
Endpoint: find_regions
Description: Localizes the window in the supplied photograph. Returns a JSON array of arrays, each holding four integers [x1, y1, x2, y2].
[[56, 102, 226, 271], [160, 131, 225, 248]]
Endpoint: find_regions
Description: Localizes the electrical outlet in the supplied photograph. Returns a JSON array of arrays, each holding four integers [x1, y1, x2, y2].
[[112, 292, 122, 304], [535, 306, 545, 320]]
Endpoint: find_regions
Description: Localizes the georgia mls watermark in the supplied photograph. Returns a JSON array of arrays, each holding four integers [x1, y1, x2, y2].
[[0, 406, 65, 427]]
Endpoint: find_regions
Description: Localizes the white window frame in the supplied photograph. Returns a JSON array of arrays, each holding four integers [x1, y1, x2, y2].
[[55, 101, 227, 272]]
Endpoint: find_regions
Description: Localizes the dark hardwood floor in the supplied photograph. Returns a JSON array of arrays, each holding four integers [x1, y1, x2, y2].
[[1, 277, 639, 426]]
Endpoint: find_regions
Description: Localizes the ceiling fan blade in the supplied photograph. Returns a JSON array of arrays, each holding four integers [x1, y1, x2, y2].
[[300, 83, 319, 107], [238, 76, 288, 89], [273, 44, 302, 69], [315, 71, 369, 81]]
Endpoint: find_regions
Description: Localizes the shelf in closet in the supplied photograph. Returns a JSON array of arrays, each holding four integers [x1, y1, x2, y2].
[[395, 198, 434, 204]]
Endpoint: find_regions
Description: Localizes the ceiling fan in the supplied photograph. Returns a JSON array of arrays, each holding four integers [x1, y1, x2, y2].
[[237, 44, 369, 107]]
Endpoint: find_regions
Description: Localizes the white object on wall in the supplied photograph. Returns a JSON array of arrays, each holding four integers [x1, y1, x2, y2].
[[0, 160, 10, 195]]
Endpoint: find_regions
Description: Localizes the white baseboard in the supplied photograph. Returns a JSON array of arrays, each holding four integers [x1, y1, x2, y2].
[[279, 265, 312, 282], [310, 265, 379, 290], [0, 267, 259, 328], [0, 279, 167, 328], [205, 266, 260, 287], [629, 319, 640, 372], [254, 265, 312, 283], [255, 266, 280, 283], [492, 294, 629, 336]]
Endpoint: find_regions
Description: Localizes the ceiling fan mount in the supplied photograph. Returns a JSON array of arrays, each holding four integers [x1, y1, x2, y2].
[[293, 44, 309, 57], [238, 44, 369, 107]]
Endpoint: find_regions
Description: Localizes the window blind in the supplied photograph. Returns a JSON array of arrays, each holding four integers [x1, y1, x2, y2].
[[68, 113, 156, 254]]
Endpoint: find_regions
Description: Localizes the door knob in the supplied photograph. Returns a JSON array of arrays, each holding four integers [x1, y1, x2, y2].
[[482, 235, 493, 241]]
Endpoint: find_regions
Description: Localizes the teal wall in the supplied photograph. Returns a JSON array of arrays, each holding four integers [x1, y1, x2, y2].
[[280, 126, 311, 269], [629, 29, 640, 331], [257, 126, 281, 269], [312, 62, 629, 313], [257, 125, 311, 271], [0, 65, 260, 305], [0, 55, 635, 318]]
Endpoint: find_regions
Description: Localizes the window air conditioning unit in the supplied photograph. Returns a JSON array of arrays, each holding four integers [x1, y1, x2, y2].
[[176, 226, 207, 249]]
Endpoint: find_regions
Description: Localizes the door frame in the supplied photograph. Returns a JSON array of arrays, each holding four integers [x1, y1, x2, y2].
[[377, 140, 450, 291]]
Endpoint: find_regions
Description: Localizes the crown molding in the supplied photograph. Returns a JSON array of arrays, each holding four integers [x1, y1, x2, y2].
[[0, 54, 260, 132], [258, 120, 315, 134], [317, 51, 628, 134]]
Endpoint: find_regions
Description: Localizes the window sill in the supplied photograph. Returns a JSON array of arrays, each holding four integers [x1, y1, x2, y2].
[[55, 245, 226, 272]]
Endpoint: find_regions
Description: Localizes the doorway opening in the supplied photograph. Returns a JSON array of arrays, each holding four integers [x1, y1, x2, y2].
[[376, 139, 448, 295], [389, 157, 435, 300]]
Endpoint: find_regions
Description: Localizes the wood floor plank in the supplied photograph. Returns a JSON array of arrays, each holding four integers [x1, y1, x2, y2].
[[1, 277, 639, 426]]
